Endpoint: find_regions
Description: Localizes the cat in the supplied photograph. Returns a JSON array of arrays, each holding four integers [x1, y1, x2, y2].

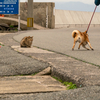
[[20, 36, 33, 48]]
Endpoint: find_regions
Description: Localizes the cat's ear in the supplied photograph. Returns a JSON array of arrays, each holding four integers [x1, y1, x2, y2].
[[25, 37, 28, 40], [27, 36, 30, 38]]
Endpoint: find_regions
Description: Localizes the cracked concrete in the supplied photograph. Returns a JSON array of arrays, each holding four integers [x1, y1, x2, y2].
[[0, 30, 100, 100], [11, 45, 100, 87]]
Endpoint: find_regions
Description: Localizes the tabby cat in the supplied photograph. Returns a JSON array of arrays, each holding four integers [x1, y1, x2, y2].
[[20, 36, 33, 48]]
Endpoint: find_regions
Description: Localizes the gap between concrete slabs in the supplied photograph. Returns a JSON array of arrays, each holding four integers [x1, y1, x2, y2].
[[11, 45, 100, 87]]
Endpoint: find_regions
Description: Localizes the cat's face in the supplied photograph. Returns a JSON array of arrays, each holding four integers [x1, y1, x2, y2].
[[27, 36, 33, 42]]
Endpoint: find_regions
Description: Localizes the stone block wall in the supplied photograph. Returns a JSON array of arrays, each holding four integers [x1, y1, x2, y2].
[[6, 2, 55, 29]]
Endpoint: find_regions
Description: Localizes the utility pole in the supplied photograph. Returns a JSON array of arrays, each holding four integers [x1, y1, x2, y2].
[[27, 0, 33, 30]]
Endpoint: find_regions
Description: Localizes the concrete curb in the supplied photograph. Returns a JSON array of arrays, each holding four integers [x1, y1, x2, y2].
[[11, 45, 100, 88]]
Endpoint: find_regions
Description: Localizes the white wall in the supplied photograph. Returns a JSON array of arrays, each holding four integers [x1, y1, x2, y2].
[[55, 9, 100, 28]]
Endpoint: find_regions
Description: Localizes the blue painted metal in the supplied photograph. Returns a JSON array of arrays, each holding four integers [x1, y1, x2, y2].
[[0, 0, 19, 14]]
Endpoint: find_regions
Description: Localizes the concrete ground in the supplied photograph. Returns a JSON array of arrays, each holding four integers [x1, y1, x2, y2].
[[11, 46, 100, 87], [0, 46, 50, 76], [13, 27, 100, 66], [0, 33, 66, 95], [0, 28, 100, 100], [0, 76, 66, 94]]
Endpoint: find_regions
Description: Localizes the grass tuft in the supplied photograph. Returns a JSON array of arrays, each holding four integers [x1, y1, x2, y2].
[[52, 76, 77, 90]]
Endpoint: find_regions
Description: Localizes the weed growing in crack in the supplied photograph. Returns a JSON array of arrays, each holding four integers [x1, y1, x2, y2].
[[52, 76, 77, 90]]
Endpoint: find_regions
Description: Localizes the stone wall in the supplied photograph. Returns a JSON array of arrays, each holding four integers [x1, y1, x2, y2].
[[6, 2, 55, 29]]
